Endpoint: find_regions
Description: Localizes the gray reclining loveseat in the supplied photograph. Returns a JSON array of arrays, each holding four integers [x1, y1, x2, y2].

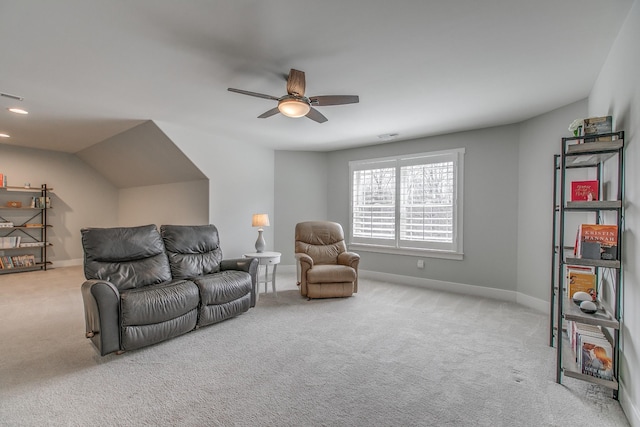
[[80, 224, 258, 356]]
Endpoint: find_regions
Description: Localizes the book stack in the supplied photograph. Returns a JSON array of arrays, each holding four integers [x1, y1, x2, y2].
[[0, 254, 36, 269], [568, 321, 614, 380], [575, 224, 618, 260], [0, 221, 14, 228], [0, 236, 21, 248], [583, 116, 613, 142]]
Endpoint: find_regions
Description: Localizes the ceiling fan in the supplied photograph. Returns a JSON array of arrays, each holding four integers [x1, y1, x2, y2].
[[227, 69, 359, 123]]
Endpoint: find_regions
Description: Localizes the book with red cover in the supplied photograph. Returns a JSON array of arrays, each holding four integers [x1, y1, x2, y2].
[[577, 224, 618, 260], [571, 180, 599, 201]]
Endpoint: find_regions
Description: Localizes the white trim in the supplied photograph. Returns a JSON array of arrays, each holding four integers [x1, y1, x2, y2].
[[619, 381, 640, 427], [359, 269, 517, 303], [348, 243, 463, 260], [279, 265, 549, 312], [51, 258, 83, 268], [516, 292, 549, 314]]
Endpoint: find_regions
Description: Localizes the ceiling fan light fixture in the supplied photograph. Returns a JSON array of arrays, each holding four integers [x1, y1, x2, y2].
[[278, 98, 310, 118]]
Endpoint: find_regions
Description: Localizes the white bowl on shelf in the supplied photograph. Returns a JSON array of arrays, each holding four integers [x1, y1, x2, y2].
[[572, 291, 593, 305], [579, 300, 598, 314]]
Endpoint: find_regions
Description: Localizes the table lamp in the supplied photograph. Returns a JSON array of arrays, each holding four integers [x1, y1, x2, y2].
[[252, 213, 270, 253]]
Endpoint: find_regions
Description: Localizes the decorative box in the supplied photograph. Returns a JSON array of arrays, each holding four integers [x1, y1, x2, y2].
[[6, 201, 22, 208]]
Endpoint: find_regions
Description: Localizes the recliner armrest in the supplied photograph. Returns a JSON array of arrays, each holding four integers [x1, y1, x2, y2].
[[338, 251, 360, 269], [221, 257, 259, 307], [81, 280, 121, 356], [338, 251, 360, 293], [295, 253, 313, 267]]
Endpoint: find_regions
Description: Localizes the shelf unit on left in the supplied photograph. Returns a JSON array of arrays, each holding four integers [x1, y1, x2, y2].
[[0, 184, 53, 274]]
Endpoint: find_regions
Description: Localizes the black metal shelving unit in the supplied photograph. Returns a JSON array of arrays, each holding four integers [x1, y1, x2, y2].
[[0, 184, 53, 273], [550, 131, 624, 399]]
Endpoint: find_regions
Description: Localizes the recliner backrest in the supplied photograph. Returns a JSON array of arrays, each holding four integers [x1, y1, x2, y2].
[[295, 221, 347, 265], [81, 224, 172, 291], [160, 224, 223, 279]]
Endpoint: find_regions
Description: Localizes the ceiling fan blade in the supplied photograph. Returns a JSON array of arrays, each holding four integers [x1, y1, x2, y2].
[[228, 88, 280, 101], [309, 95, 359, 106], [286, 69, 306, 96], [258, 107, 281, 119], [305, 107, 328, 123]]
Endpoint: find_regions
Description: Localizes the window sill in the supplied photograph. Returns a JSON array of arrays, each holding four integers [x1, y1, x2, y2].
[[348, 243, 464, 260]]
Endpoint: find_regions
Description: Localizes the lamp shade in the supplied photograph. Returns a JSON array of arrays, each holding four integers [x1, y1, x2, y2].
[[278, 98, 310, 118], [252, 213, 270, 228]]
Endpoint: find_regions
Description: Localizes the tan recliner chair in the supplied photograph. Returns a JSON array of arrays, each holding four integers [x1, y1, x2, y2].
[[295, 221, 360, 299]]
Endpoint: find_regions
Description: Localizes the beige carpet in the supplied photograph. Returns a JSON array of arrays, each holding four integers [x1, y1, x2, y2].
[[0, 266, 630, 426]]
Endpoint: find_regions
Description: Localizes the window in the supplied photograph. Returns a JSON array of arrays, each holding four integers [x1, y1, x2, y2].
[[349, 148, 464, 259]]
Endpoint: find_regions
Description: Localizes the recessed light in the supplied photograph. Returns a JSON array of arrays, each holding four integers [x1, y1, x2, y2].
[[7, 107, 28, 115], [0, 133, 9, 138]]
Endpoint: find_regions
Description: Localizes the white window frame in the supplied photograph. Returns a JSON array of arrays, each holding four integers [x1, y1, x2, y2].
[[349, 148, 464, 260]]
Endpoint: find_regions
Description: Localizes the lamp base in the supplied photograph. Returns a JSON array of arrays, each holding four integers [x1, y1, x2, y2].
[[255, 229, 265, 253]]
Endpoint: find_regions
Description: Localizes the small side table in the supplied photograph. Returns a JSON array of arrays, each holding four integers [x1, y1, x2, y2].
[[243, 251, 281, 302]]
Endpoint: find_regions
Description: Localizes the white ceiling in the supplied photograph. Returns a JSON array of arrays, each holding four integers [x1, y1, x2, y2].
[[0, 1, 633, 153]]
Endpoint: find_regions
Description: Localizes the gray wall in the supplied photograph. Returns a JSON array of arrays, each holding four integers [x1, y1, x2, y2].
[[276, 125, 521, 292], [156, 121, 274, 259], [118, 180, 209, 227], [0, 144, 118, 265], [274, 151, 329, 265], [589, 0, 639, 422], [327, 126, 520, 291], [516, 99, 588, 307]]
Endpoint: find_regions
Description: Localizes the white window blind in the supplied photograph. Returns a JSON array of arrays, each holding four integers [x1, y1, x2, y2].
[[349, 148, 464, 257]]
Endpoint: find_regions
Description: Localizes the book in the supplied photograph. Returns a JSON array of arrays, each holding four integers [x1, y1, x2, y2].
[[567, 266, 596, 299], [569, 321, 603, 357], [580, 334, 614, 380], [577, 224, 618, 261], [583, 116, 612, 142], [1, 256, 13, 269], [571, 180, 599, 201]]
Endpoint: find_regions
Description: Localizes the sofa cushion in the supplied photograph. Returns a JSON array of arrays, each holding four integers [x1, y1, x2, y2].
[[194, 270, 252, 305], [161, 224, 223, 279], [120, 279, 200, 326], [82, 224, 171, 290]]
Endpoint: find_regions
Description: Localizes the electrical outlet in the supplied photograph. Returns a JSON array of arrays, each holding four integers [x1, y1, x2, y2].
[[417, 259, 425, 269]]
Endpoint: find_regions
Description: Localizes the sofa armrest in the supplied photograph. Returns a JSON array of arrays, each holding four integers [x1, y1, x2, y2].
[[81, 280, 121, 356], [221, 257, 259, 307]]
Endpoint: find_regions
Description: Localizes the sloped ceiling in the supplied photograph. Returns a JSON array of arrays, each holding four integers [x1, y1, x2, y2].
[[75, 120, 206, 189]]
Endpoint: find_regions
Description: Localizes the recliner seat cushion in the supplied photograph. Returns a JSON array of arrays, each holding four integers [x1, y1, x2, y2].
[[195, 271, 252, 305], [194, 271, 252, 326], [120, 279, 199, 326], [307, 264, 356, 284]]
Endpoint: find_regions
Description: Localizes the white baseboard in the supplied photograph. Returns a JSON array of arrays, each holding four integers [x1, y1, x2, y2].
[[620, 381, 640, 427], [278, 265, 549, 313], [359, 269, 517, 302], [516, 292, 550, 314], [51, 258, 83, 268]]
